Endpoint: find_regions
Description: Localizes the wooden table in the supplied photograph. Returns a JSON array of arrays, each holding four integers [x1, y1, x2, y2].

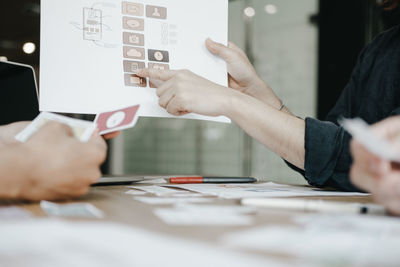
[[2, 183, 376, 263]]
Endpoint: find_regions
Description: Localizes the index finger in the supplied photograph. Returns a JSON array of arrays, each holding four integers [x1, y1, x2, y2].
[[136, 68, 176, 81]]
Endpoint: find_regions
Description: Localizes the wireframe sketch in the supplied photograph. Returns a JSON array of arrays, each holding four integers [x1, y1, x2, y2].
[[70, 2, 118, 48], [83, 8, 102, 41]]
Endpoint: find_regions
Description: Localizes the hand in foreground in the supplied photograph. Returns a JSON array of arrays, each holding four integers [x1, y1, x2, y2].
[[137, 68, 238, 117], [205, 39, 281, 108], [350, 116, 400, 215], [19, 122, 107, 201]]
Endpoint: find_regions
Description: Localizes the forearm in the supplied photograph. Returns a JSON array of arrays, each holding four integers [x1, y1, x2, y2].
[[0, 144, 32, 200], [224, 92, 305, 169]]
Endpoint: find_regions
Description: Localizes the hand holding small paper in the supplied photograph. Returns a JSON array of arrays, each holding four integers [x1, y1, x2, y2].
[[19, 122, 107, 201], [350, 116, 400, 215]]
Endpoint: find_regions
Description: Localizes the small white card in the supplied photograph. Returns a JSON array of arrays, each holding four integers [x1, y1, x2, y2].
[[15, 112, 96, 143], [340, 118, 400, 162]]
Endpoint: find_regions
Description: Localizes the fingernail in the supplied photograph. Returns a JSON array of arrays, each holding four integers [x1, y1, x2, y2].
[[206, 38, 215, 47]]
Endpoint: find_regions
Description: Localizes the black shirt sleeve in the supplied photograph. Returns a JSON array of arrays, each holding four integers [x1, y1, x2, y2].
[[285, 26, 400, 192], [286, 45, 367, 192]]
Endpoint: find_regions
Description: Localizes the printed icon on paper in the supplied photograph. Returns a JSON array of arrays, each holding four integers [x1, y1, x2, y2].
[[123, 60, 145, 73], [123, 32, 144, 46], [148, 63, 169, 71], [94, 105, 140, 135], [146, 5, 167, 19], [122, 2, 144, 16], [123, 46, 145, 60], [106, 111, 126, 128], [148, 49, 169, 63], [83, 8, 102, 41], [148, 63, 170, 88], [124, 74, 147, 87], [123, 17, 144, 31]]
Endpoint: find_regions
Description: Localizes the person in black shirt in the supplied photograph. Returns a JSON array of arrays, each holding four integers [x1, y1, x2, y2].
[[137, 24, 400, 192]]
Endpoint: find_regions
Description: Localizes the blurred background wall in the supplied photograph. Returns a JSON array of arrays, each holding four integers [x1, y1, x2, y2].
[[0, 0, 399, 184]]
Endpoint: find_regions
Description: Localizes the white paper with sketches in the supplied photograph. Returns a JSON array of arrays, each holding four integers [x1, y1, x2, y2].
[[40, 0, 229, 123], [164, 182, 369, 199]]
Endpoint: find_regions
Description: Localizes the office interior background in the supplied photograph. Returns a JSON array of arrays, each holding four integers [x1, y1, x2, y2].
[[0, 0, 399, 184]]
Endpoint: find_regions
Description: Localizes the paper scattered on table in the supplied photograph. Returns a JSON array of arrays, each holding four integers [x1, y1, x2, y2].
[[139, 177, 168, 184], [223, 214, 400, 266], [165, 182, 369, 199], [133, 197, 213, 205], [340, 117, 400, 162], [125, 190, 147, 196], [40, 0, 229, 123], [0, 206, 32, 220], [128, 185, 184, 196], [40, 201, 104, 218], [15, 112, 96, 143], [0, 219, 293, 267], [154, 204, 255, 225]]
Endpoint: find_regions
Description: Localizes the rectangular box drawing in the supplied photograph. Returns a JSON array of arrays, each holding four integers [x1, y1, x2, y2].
[[148, 49, 169, 63], [148, 63, 169, 71], [123, 32, 145, 46], [124, 74, 147, 87], [83, 8, 102, 41], [122, 17, 144, 31], [122, 2, 144, 16], [123, 46, 145, 60], [146, 5, 167, 19], [123, 60, 146, 73]]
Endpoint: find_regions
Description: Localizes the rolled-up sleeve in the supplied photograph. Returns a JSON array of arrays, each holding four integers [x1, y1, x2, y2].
[[303, 118, 359, 191], [286, 118, 359, 192]]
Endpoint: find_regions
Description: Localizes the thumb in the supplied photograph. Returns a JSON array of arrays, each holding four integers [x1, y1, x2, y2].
[[206, 38, 233, 62]]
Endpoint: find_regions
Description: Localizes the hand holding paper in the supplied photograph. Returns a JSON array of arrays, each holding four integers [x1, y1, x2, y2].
[[16, 105, 140, 143], [14, 122, 107, 201], [347, 117, 400, 215], [341, 118, 400, 162]]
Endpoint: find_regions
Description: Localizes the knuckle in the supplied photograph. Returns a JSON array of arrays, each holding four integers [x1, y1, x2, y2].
[[176, 71, 186, 79]]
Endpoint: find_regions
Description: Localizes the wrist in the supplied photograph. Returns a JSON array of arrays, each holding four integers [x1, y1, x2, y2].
[[13, 144, 39, 200], [247, 79, 281, 108], [221, 89, 247, 118]]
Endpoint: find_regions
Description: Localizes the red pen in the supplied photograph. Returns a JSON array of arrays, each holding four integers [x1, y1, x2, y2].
[[168, 176, 257, 184]]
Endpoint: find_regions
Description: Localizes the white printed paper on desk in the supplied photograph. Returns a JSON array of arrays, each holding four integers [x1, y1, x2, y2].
[[40, 0, 229, 123]]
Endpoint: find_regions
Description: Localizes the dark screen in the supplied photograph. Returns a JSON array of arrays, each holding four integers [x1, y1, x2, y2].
[[0, 62, 39, 125]]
